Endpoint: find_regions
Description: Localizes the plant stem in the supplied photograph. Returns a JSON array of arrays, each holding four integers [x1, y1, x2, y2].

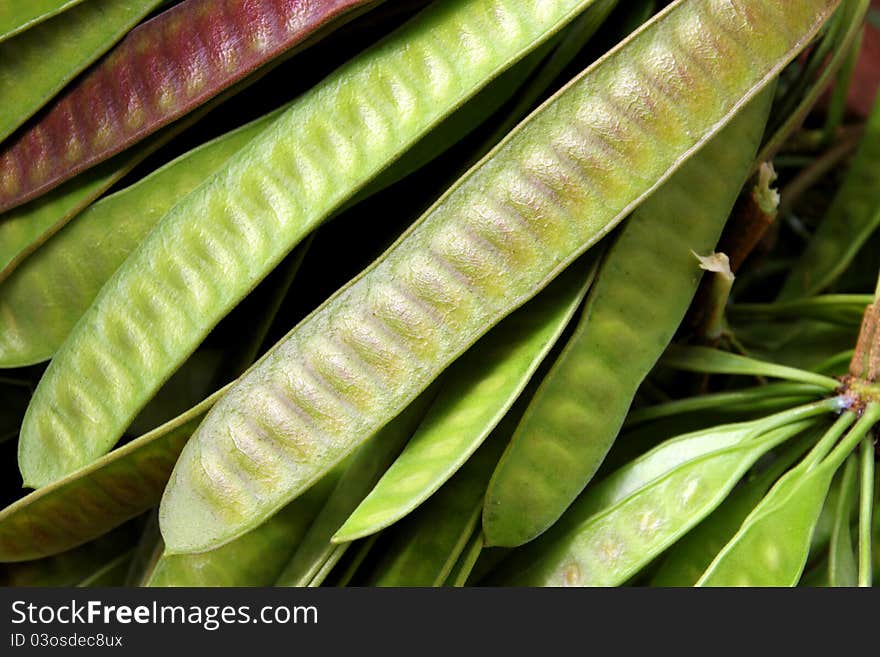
[[778, 125, 864, 217], [850, 274, 880, 381], [858, 436, 875, 586], [718, 162, 780, 272]]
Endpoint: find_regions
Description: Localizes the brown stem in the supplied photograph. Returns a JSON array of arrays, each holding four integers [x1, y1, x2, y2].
[[718, 162, 780, 272], [851, 302, 880, 382]]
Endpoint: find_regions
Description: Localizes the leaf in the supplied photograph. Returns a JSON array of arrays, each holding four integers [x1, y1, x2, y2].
[[660, 344, 842, 390], [778, 87, 880, 298]]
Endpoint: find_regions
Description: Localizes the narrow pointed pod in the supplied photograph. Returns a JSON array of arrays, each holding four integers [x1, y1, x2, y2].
[[0, 1, 87, 44], [333, 253, 600, 543], [0, 0, 384, 212], [0, 0, 165, 146], [274, 390, 435, 587], [491, 415, 832, 586], [778, 88, 880, 300], [367, 417, 512, 587], [0, 389, 224, 563], [21, 0, 618, 488], [486, 401, 838, 582], [143, 473, 338, 587], [650, 438, 816, 586], [156, 0, 840, 554], [482, 85, 775, 548], [0, 108, 283, 368], [697, 404, 880, 587]]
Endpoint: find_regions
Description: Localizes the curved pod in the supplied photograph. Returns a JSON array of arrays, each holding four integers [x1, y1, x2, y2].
[[21, 0, 613, 487], [482, 84, 774, 548], [0, 0, 382, 212], [155, 0, 840, 554]]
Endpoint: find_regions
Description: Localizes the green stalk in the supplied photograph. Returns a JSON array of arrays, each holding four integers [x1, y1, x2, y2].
[[859, 436, 875, 586]]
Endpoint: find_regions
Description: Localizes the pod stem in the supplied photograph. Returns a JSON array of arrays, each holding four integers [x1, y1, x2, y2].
[[849, 277, 880, 381], [717, 162, 780, 272], [858, 435, 875, 587]]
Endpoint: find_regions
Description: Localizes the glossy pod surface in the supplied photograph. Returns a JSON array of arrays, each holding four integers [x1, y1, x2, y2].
[[0, 0, 381, 212], [333, 255, 598, 542], [21, 0, 611, 487], [495, 420, 821, 586], [0, 110, 279, 367], [158, 0, 840, 554], [0, 0, 164, 145], [488, 403, 835, 582], [482, 84, 773, 548], [650, 439, 812, 586], [697, 406, 880, 586]]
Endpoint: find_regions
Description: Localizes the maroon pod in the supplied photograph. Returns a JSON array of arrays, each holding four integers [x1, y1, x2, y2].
[[0, 0, 380, 213]]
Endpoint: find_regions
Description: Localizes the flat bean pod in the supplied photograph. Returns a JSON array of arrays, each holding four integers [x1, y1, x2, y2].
[[22, 0, 616, 488], [779, 89, 880, 299], [482, 86, 774, 547], [274, 391, 433, 587], [367, 418, 510, 587], [650, 438, 815, 586], [0, 0, 86, 44], [144, 475, 337, 587], [494, 419, 821, 586], [157, 0, 840, 554], [697, 406, 880, 586], [333, 254, 599, 543], [0, 0, 164, 146], [0, 0, 382, 212], [0, 388, 226, 562], [0, 110, 281, 367], [489, 406, 832, 581], [0, 120, 195, 285]]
